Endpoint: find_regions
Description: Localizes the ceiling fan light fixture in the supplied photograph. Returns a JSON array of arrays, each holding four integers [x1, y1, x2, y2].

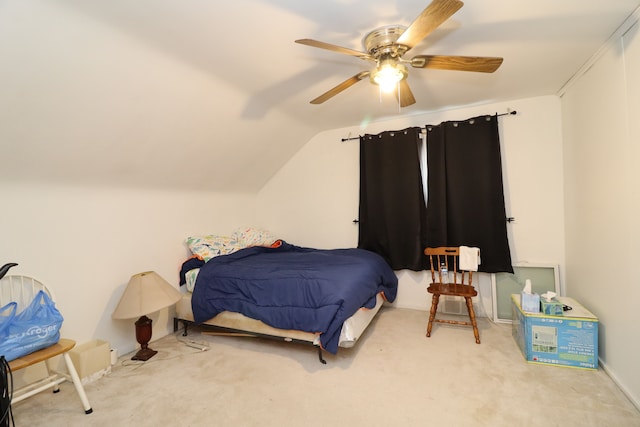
[[296, 0, 501, 106], [371, 62, 407, 93]]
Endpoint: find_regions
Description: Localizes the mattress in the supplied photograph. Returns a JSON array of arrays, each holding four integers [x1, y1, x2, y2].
[[175, 291, 385, 348]]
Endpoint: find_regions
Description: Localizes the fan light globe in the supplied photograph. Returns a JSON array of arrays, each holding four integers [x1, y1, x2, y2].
[[371, 62, 407, 93]]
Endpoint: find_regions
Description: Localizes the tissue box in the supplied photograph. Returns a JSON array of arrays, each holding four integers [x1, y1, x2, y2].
[[511, 295, 598, 370], [521, 292, 540, 313], [540, 298, 564, 316]]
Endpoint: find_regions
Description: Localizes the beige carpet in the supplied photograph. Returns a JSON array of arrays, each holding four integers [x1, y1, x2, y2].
[[10, 307, 640, 427]]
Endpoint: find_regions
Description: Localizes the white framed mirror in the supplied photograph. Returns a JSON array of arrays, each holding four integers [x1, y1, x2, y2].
[[491, 263, 560, 323]]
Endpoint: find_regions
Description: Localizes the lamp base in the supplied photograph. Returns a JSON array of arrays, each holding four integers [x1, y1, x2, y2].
[[131, 347, 158, 361], [132, 315, 157, 361]]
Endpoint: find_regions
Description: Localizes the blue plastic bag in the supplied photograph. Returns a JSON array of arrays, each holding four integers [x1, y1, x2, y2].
[[0, 291, 64, 361]]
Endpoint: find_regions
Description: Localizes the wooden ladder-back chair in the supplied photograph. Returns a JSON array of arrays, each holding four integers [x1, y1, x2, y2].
[[424, 247, 480, 344], [0, 275, 93, 414]]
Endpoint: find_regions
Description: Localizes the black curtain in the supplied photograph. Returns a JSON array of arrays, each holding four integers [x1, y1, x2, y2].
[[358, 127, 428, 271], [425, 115, 513, 273]]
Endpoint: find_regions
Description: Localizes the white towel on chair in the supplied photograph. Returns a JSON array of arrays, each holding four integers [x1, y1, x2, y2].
[[459, 246, 481, 271]]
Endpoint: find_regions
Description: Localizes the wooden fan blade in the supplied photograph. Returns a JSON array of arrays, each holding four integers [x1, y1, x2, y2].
[[396, 80, 416, 107], [396, 0, 464, 50], [411, 55, 503, 72], [295, 39, 372, 61], [310, 71, 370, 104]]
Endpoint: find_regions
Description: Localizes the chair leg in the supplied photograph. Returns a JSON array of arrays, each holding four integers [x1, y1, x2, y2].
[[465, 297, 480, 344], [62, 353, 93, 414], [426, 294, 440, 338], [45, 359, 61, 393]]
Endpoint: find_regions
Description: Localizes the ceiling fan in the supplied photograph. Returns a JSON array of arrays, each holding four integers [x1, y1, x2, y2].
[[295, 0, 503, 107]]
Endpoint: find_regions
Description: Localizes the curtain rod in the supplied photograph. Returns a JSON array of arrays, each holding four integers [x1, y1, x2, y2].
[[340, 110, 518, 142]]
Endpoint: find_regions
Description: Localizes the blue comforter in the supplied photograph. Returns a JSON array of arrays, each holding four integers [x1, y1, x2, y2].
[[191, 241, 398, 354]]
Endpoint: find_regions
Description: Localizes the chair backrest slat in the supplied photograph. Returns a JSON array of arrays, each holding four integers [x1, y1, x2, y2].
[[0, 275, 52, 313], [424, 246, 473, 286]]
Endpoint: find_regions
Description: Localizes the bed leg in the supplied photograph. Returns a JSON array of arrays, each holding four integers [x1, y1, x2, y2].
[[174, 318, 189, 336], [317, 347, 327, 365]]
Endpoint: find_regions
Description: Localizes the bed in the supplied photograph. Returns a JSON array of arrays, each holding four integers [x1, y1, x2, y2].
[[174, 231, 398, 363]]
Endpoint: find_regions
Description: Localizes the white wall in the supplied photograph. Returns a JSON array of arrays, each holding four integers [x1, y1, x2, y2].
[[0, 95, 569, 370], [257, 95, 566, 317], [0, 182, 256, 355], [561, 19, 640, 408]]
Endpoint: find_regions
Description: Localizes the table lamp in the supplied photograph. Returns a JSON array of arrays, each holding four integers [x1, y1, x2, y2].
[[112, 271, 182, 361]]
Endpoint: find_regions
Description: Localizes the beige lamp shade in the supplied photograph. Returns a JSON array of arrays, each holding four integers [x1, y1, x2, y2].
[[112, 271, 182, 320]]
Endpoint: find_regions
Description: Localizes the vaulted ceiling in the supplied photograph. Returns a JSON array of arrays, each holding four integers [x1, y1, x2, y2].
[[1, 1, 638, 192]]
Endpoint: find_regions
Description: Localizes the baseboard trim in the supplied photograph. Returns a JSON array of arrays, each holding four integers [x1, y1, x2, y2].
[[598, 358, 640, 411]]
